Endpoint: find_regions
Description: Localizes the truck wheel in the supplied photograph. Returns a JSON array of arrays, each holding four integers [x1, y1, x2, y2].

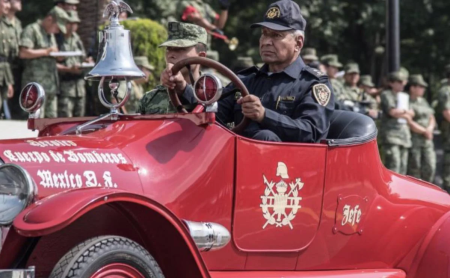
[[50, 236, 164, 278]]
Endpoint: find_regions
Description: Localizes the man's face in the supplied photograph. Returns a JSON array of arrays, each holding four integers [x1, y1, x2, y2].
[[165, 46, 205, 74], [411, 85, 425, 97], [389, 80, 404, 92], [47, 16, 61, 34], [11, 0, 21, 12], [325, 66, 338, 78], [259, 27, 301, 65], [344, 72, 360, 86], [0, 0, 11, 16]]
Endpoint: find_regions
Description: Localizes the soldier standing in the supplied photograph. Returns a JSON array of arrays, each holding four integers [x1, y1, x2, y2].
[[437, 65, 450, 190], [406, 75, 436, 182], [379, 71, 414, 175], [177, 0, 230, 48], [0, 0, 15, 114], [6, 0, 23, 119], [321, 54, 344, 101], [19, 6, 69, 118], [54, 0, 78, 12], [57, 11, 86, 118]]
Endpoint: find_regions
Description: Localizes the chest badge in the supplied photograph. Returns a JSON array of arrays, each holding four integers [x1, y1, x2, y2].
[[261, 162, 303, 230], [313, 84, 331, 106]]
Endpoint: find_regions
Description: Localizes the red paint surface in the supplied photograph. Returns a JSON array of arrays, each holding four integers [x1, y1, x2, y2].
[[0, 115, 450, 277]]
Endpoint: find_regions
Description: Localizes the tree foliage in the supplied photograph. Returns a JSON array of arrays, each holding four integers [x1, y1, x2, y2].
[[19, 0, 450, 97]]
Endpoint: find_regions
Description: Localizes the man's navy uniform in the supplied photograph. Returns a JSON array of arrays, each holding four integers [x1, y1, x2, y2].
[[218, 59, 334, 143], [216, 0, 334, 143]]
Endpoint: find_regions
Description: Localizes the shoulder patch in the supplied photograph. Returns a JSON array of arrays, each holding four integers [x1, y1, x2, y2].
[[237, 66, 259, 76], [304, 66, 326, 79], [312, 84, 331, 106]]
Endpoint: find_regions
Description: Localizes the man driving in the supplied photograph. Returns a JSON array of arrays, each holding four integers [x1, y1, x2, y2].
[[137, 22, 207, 114], [217, 0, 334, 142]]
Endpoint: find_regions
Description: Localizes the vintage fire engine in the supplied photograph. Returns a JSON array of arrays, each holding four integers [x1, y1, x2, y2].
[[0, 1, 450, 278]]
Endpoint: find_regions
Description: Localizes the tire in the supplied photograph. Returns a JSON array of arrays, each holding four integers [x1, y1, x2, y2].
[[49, 236, 164, 278]]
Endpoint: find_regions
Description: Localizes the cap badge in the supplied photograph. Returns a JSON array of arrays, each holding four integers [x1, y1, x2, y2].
[[312, 84, 331, 106], [266, 7, 281, 19]]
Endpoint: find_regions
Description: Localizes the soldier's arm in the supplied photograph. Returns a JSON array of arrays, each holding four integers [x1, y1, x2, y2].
[[441, 89, 450, 122], [180, 4, 217, 31], [19, 46, 52, 59]]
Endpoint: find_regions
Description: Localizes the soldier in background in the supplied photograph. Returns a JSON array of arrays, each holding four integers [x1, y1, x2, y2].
[[19, 6, 69, 118], [407, 75, 436, 183], [379, 71, 414, 175], [301, 48, 318, 65], [6, 0, 23, 119], [177, 0, 230, 48], [57, 11, 86, 118], [436, 65, 450, 191], [232, 56, 254, 73], [115, 56, 154, 114], [321, 54, 344, 101], [54, 0, 78, 12], [0, 0, 15, 114]]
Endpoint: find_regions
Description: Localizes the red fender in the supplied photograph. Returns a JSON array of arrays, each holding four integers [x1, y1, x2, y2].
[[406, 210, 450, 278], [13, 188, 210, 277]]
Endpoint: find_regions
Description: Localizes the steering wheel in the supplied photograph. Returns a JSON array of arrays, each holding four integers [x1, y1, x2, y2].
[[168, 57, 250, 134]]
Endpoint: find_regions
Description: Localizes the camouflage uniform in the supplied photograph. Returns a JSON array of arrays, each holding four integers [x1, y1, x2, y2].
[[138, 22, 207, 114], [321, 54, 344, 100], [58, 12, 86, 117], [407, 97, 436, 182], [137, 85, 178, 114], [379, 87, 411, 175], [20, 7, 69, 118], [0, 15, 19, 112], [437, 81, 450, 189], [177, 0, 218, 48]]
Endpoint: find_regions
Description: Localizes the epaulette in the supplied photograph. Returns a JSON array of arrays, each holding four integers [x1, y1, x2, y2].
[[303, 66, 326, 80], [237, 66, 259, 77]]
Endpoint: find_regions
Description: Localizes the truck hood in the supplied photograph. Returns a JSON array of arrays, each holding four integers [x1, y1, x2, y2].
[[0, 137, 142, 199]]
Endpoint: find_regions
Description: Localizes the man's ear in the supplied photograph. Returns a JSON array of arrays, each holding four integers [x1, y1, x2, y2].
[[295, 36, 304, 53], [199, 51, 207, 58]]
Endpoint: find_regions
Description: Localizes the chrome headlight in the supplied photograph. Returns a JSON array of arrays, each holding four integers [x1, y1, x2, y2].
[[0, 164, 36, 225]]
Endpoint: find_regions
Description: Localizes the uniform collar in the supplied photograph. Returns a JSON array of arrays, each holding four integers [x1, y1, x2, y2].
[[0, 16, 12, 25], [259, 57, 305, 79]]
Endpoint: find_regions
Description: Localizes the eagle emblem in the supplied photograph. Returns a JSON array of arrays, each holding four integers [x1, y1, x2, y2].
[[261, 162, 303, 230], [103, 0, 133, 20], [312, 84, 331, 106], [266, 7, 281, 19]]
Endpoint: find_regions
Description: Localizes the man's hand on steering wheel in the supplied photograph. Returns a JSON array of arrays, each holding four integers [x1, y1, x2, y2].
[[237, 95, 265, 123], [161, 63, 187, 95]]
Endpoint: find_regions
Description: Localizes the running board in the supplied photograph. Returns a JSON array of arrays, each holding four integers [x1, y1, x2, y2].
[[210, 269, 405, 278]]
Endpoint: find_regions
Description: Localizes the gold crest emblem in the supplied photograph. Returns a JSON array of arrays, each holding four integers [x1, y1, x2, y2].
[[312, 84, 331, 106], [266, 7, 281, 19]]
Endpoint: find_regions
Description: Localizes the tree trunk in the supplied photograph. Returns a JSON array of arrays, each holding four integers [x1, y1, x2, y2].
[[77, 0, 110, 57]]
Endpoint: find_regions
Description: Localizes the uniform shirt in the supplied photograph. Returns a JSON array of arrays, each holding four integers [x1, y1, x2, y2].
[[177, 0, 218, 48], [330, 78, 345, 101], [379, 89, 411, 147], [217, 58, 335, 143], [117, 80, 144, 113], [20, 20, 59, 95], [410, 97, 434, 148], [342, 84, 378, 111], [0, 16, 19, 87], [437, 85, 450, 150], [59, 32, 86, 98], [137, 85, 197, 114]]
